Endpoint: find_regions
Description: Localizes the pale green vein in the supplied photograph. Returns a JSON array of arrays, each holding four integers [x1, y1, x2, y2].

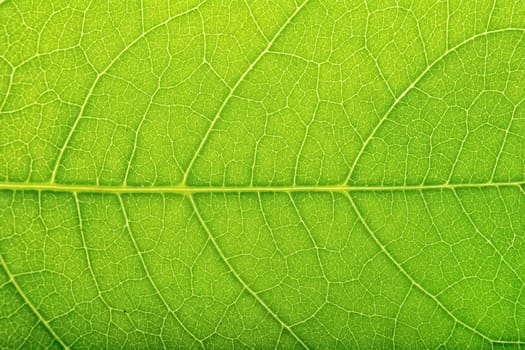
[[182, 0, 310, 184], [0, 254, 70, 349], [0, 57, 14, 112], [344, 27, 525, 185], [344, 191, 524, 346], [188, 195, 310, 350], [73, 191, 127, 347], [452, 188, 525, 285], [117, 194, 204, 348], [452, 188, 524, 343], [49, 2, 207, 183], [392, 285, 413, 350], [0, 181, 523, 194], [73, 192, 109, 304], [287, 192, 327, 281]]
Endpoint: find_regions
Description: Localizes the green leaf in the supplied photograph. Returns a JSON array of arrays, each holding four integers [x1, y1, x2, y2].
[[1, 0, 525, 348]]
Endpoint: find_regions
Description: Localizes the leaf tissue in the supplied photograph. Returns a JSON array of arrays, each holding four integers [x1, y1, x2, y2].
[[1, 0, 525, 349]]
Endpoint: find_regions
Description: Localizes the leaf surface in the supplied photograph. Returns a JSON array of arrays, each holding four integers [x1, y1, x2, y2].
[[1, 0, 525, 348]]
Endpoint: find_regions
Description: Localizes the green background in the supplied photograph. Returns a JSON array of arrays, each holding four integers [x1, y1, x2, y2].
[[1, 0, 525, 348]]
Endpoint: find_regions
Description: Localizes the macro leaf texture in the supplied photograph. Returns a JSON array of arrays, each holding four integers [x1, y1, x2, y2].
[[1, 0, 525, 349]]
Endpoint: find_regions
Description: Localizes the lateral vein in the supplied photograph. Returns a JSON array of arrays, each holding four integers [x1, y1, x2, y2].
[[0, 255, 70, 349]]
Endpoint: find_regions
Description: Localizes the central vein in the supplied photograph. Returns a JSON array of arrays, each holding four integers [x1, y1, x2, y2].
[[0, 182, 522, 194]]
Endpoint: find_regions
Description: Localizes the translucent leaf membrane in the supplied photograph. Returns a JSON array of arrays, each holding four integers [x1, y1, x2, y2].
[[1, 0, 525, 348]]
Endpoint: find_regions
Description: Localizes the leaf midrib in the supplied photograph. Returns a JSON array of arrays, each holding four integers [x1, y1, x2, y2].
[[0, 181, 522, 194]]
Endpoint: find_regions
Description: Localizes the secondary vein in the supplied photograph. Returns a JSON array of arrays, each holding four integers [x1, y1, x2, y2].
[[0, 254, 70, 349]]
